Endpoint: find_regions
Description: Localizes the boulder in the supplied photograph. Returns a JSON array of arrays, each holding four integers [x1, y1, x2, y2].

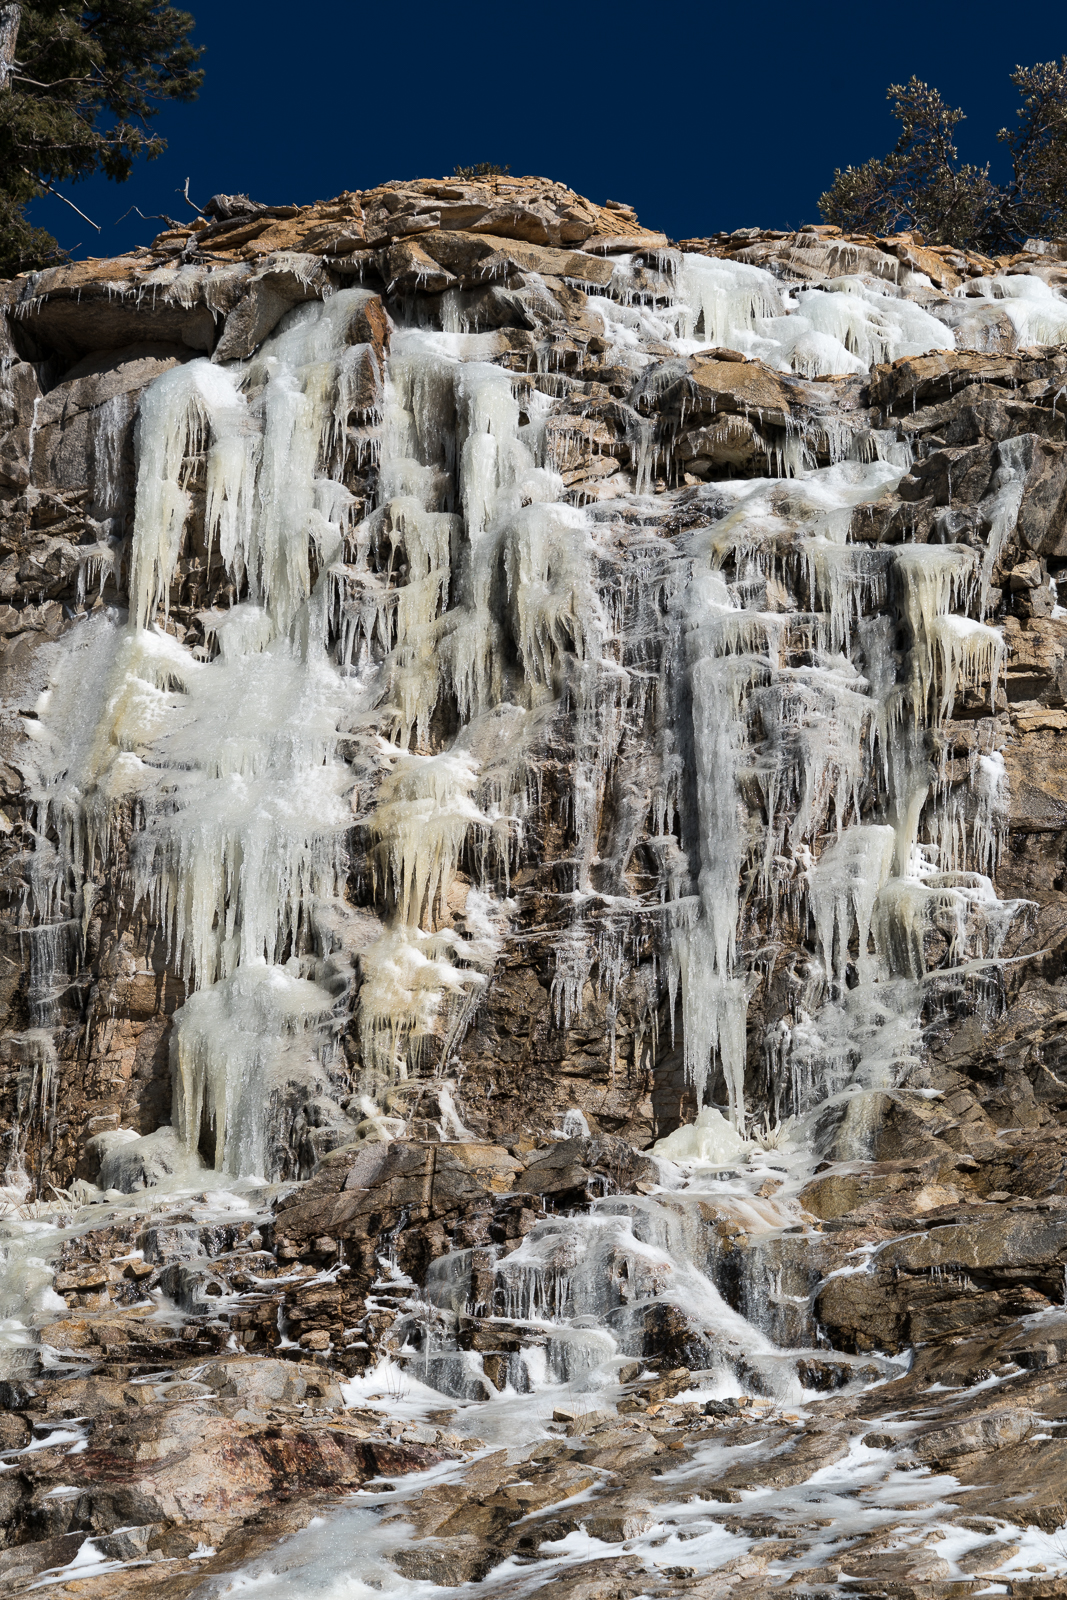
[[912, 1405, 1038, 1463], [97, 1126, 207, 1193]]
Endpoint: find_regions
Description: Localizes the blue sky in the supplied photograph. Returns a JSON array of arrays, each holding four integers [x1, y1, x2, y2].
[[28, 0, 1067, 260]]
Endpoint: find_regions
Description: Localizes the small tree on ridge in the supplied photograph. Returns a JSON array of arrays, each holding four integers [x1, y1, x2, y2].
[[819, 60, 1067, 252]]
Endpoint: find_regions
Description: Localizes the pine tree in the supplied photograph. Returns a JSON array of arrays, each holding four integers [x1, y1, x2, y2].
[[0, 1, 202, 279], [819, 62, 1067, 252]]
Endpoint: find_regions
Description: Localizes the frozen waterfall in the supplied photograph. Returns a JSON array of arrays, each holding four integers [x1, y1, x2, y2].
[[19, 247, 1026, 1188]]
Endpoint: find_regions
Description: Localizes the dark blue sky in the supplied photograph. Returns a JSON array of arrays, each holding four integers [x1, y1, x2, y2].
[[29, 0, 1067, 261]]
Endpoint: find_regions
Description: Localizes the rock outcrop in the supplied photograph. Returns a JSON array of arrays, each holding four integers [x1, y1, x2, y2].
[[1, 175, 1067, 1594]]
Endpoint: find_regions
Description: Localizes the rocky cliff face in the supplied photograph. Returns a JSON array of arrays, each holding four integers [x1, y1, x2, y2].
[[0, 174, 1067, 1595]]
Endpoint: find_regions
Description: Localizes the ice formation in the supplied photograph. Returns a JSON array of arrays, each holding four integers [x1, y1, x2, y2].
[[6, 213, 1067, 1600], [19, 241, 1029, 1187], [672, 257, 954, 375], [4, 223, 1061, 1553], [971, 270, 1067, 347]]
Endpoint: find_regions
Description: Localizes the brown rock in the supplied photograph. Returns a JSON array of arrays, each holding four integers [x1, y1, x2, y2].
[[376, 239, 459, 296], [912, 1405, 1039, 1463], [392, 1536, 498, 1584]]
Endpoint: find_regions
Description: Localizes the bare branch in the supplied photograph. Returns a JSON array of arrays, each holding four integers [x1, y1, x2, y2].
[[23, 168, 101, 231], [12, 72, 95, 90], [117, 203, 180, 228]]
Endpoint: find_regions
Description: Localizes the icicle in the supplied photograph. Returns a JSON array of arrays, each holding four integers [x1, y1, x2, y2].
[[505, 501, 595, 697], [676, 256, 784, 351], [932, 613, 1004, 720], [978, 437, 1029, 617], [174, 961, 337, 1177], [893, 544, 975, 718], [370, 747, 487, 926], [972, 749, 1008, 875], [985, 271, 1067, 347], [27, 296, 377, 1175], [764, 279, 954, 376], [808, 825, 896, 986], [357, 925, 487, 1087], [21, 224, 1032, 1200], [670, 258, 955, 375], [130, 361, 243, 629]]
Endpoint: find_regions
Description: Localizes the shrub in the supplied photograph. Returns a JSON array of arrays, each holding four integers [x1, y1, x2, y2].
[[819, 61, 1067, 251]]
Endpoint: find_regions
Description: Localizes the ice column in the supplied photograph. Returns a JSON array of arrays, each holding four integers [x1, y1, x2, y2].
[[26, 291, 382, 1176]]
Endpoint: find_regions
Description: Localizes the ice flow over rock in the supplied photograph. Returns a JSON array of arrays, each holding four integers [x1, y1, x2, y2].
[[20, 243, 1028, 1178], [5, 180, 1067, 1599]]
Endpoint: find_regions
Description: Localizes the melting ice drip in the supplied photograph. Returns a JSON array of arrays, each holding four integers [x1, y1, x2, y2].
[[18, 246, 1051, 1185]]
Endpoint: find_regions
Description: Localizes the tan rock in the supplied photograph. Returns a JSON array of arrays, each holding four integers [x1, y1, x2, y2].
[[376, 239, 458, 295], [913, 1405, 1038, 1463]]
